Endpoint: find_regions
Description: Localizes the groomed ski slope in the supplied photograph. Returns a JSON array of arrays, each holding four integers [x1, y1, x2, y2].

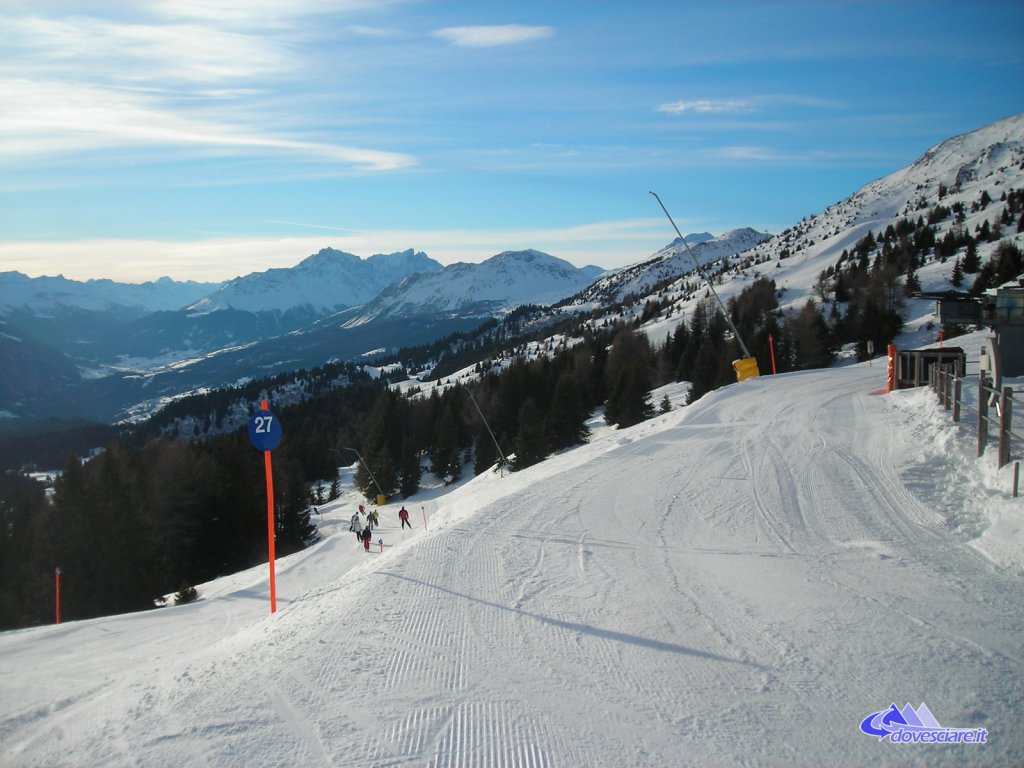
[[1, 359, 1022, 767]]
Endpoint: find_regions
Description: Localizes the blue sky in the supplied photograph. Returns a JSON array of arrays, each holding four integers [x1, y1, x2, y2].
[[1, 0, 1022, 283]]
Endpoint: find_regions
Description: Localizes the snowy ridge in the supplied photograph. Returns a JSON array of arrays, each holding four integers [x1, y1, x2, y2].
[[345, 249, 600, 324], [187, 248, 443, 315], [568, 228, 769, 307], [677, 112, 1024, 318], [0, 272, 219, 314]]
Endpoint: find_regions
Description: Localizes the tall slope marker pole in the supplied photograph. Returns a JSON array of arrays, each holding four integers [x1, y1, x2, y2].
[[248, 400, 282, 614], [649, 191, 760, 380]]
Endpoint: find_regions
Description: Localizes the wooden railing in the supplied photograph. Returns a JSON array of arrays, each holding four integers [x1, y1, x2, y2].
[[930, 364, 1022, 496]]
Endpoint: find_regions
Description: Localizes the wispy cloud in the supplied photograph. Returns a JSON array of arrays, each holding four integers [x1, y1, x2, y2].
[[433, 24, 554, 48], [657, 94, 844, 116], [0, 3, 417, 171], [656, 99, 753, 115], [6, 14, 290, 83], [146, 0, 395, 26], [702, 145, 838, 164], [0, 78, 415, 170]]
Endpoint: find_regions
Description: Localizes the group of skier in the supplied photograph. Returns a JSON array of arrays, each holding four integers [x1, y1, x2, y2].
[[349, 503, 412, 551]]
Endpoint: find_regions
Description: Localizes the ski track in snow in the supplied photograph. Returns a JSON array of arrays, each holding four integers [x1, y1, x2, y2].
[[1, 363, 1022, 766]]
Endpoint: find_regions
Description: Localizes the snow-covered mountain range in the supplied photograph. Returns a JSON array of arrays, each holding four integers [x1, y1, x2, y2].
[[345, 250, 604, 325], [0, 246, 607, 424], [0, 271, 219, 314], [187, 248, 443, 315], [1, 112, 1021, 429]]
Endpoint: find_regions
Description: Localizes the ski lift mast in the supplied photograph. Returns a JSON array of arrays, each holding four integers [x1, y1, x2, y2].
[[649, 191, 753, 359]]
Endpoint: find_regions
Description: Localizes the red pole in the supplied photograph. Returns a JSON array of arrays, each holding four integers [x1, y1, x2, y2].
[[886, 344, 898, 393], [768, 333, 777, 375], [938, 326, 944, 350], [54, 567, 61, 624], [379, 538, 384, 553], [262, 401, 277, 614]]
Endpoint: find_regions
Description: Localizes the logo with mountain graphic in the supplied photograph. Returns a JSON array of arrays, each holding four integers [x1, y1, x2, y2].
[[860, 703, 987, 745]]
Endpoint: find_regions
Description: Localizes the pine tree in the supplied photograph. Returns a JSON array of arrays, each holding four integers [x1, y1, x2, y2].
[[782, 300, 834, 370], [686, 341, 721, 404], [429, 397, 464, 483], [606, 365, 655, 428], [398, 435, 422, 498], [604, 327, 654, 428], [950, 257, 963, 287], [545, 371, 590, 450], [274, 452, 317, 556], [473, 429, 499, 474], [904, 268, 921, 295], [962, 238, 981, 273], [512, 398, 548, 470]]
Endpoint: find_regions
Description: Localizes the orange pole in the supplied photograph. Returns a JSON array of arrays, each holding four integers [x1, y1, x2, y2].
[[262, 401, 277, 614], [886, 344, 897, 393], [768, 333, 777, 375]]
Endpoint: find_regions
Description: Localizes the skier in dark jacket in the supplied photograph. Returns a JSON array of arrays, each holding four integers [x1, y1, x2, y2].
[[361, 526, 373, 551], [398, 506, 411, 529]]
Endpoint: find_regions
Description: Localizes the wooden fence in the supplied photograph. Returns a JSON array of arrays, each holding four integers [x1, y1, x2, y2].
[[930, 364, 1022, 496]]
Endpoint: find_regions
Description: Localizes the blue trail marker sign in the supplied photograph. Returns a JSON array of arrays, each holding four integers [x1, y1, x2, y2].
[[248, 408, 282, 452], [249, 401, 281, 613]]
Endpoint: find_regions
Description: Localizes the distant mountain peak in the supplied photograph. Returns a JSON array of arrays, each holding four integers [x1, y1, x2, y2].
[[0, 271, 221, 314], [346, 248, 600, 324], [186, 248, 444, 315], [567, 228, 770, 306]]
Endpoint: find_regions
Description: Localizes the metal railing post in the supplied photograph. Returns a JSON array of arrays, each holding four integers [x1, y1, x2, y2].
[[998, 386, 1013, 469], [952, 376, 962, 423], [978, 373, 989, 458]]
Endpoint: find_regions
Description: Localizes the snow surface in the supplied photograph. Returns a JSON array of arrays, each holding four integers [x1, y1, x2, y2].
[[2, 350, 1021, 767]]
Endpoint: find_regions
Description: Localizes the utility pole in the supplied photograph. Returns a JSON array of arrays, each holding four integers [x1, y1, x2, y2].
[[466, 385, 508, 476], [649, 191, 753, 359]]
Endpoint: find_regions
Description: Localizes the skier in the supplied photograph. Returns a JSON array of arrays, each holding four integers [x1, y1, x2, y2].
[[349, 511, 362, 541], [361, 525, 373, 552], [398, 506, 411, 530]]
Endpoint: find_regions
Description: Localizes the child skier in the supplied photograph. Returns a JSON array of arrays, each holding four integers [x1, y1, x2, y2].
[[361, 525, 373, 552], [398, 506, 411, 529]]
